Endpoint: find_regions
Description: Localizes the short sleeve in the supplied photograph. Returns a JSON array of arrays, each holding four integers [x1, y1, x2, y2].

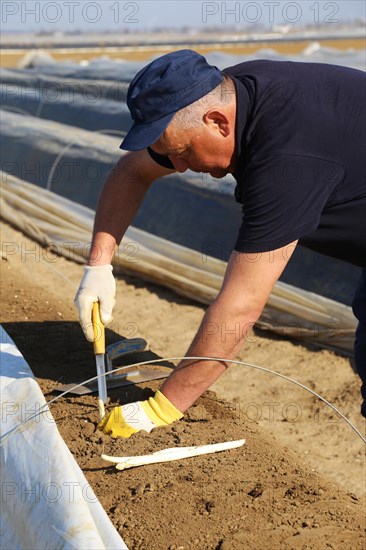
[[147, 147, 175, 169], [234, 154, 345, 252]]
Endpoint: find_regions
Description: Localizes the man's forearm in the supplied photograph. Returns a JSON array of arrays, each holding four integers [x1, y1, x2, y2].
[[160, 300, 261, 412], [88, 156, 152, 266]]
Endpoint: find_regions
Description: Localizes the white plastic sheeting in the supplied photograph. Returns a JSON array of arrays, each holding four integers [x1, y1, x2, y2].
[[0, 172, 357, 353], [0, 326, 128, 550], [18, 45, 366, 76]]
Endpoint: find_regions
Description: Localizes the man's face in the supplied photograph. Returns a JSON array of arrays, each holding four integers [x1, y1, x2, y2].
[[151, 114, 236, 178]]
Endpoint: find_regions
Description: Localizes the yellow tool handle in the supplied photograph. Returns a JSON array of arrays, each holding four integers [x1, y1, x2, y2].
[[92, 302, 105, 355]]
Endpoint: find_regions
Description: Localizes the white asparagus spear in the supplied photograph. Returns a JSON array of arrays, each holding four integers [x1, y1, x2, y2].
[[101, 439, 245, 470]]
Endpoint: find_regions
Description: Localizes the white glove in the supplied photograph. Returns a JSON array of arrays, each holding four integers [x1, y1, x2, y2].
[[74, 265, 116, 341]]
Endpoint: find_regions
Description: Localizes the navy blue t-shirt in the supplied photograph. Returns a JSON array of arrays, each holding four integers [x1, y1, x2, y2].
[[147, 60, 366, 268]]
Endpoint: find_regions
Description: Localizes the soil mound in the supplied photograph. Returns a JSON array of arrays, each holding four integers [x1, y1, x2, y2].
[[1, 221, 365, 549]]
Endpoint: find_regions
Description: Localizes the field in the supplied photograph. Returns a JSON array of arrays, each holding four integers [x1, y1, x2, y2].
[[1, 32, 365, 546], [1, 37, 365, 67], [1, 220, 365, 548]]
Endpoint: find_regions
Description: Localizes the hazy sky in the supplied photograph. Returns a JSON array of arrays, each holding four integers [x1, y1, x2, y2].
[[2, 1, 365, 32]]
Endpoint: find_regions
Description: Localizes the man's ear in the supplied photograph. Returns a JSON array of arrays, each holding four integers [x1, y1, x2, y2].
[[203, 110, 231, 137]]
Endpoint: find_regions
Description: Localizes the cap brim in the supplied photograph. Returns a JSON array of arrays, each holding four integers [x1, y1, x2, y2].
[[120, 112, 175, 151]]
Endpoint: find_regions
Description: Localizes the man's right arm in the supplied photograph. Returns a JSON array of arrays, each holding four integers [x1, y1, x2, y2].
[[88, 148, 176, 266], [75, 149, 176, 340]]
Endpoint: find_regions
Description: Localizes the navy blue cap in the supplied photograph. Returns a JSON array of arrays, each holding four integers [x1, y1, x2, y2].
[[120, 49, 224, 151]]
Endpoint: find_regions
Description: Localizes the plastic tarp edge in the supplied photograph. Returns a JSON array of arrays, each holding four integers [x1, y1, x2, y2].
[[0, 172, 357, 353], [0, 326, 128, 550]]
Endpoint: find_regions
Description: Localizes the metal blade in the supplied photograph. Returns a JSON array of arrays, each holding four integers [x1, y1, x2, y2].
[[95, 353, 107, 404]]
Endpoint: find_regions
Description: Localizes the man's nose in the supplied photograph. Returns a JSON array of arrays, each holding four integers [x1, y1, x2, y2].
[[170, 157, 189, 173]]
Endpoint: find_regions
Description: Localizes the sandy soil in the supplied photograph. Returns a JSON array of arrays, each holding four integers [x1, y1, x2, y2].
[[1, 220, 365, 549]]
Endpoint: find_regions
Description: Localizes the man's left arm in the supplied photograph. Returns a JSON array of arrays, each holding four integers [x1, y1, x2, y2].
[[160, 241, 298, 411]]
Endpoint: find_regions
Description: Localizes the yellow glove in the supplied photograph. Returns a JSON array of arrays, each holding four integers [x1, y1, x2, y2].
[[98, 390, 183, 438]]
